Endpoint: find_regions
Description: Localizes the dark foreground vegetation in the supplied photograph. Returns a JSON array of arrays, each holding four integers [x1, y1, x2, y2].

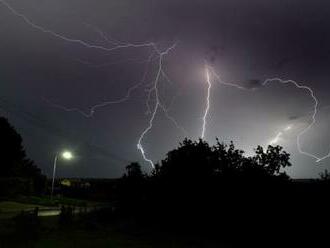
[[0, 117, 46, 197], [117, 139, 330, 248], [1, 116, 330, 247]]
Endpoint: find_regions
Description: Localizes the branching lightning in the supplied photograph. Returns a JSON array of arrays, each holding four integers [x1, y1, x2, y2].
[[137, 43, 178, 168], [201, 64, 212, 139], [269, 125, 292, 146], [261, 78, 328, 162], [2, 0, 329, 168], [207, 64, 328, 163], [0, 0, 158, 52], [0, 0, 186, 169], [43, 81, 143, 118], [43, 52, 156, 118], [269, 131, 283, 146]]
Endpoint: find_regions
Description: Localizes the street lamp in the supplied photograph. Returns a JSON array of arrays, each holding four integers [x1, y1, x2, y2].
[[62, 151, 73, 160], [51, 150, 73, 200]]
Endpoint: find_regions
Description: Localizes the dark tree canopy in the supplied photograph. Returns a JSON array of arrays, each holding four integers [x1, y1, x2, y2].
[[125, 162, 144, 179], [156, 138, 291, 182], [0, 117, 46, 194], [118, 138, 292, 233], [116, 139, 330, 248], [0, 117, 27, 177]]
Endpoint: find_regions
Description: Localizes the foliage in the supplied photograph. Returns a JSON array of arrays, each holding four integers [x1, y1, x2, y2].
[[319, 169, 330, 181], [118, 162, 147, 215], [0, 117, 46, 195], [155, 138, 291, 181], [124, 162, 144, 179], [118, 138, 292, 229]]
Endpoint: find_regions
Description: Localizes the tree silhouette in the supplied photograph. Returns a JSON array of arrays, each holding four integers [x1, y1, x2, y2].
[[118, 162, 146, 215], [0, 117, 26, 177], [0, 116, 46, 195], [125, 162, 144, 179], [154, 138, 291, 181], [118, 138, 292, 226], [319, 169, 330, 183], [252, 145, 291, 176], [116, 139, 328, 247], [159, 139, 216, 181]]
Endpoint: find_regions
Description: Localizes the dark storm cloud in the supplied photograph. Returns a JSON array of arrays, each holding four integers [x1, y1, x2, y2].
[[0, 96, 127, 163], [2, 0, 330, 178], [242, 79, 263, 90], [205, 44, 225, 64], [287, 103, 330, 122], [288, 115, 300, 121]]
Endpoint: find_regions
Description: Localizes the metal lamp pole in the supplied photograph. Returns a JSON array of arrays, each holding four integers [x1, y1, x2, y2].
[[50, 151, 73, 200], [51, 154, 58, 200]]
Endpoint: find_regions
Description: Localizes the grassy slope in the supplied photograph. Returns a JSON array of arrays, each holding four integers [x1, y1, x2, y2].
[[0, 201, 43, 219], [0, 201, 42, 212]]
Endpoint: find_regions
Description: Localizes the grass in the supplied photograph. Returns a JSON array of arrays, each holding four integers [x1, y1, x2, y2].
[[0, 201, 42, 212], [0, 195, 102, 220], [14, 195, 98, 207], [0, 201, 43, 219]]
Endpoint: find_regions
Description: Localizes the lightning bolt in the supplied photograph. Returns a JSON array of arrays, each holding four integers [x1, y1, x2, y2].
[[201, 64, 212, 139], [43, 81, 143, 118], [137, 43, 179, 168], [261, 78, 327, 162], [269, 131, 283, 146], [269, 125, 292, 146], [2, 0, 329, 167], [43, 52, 156, 118], [0, 0, 159, 52], [207, 64, 328, 163], [0, 0, 186, 169]]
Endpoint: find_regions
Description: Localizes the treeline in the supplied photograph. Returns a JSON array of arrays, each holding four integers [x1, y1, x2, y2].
[[117, 139, 330, 247], [118, 138, 292, 217]]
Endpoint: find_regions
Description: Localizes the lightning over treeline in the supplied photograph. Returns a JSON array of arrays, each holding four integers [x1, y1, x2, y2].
[[205, 64, 327, 163], [1, 0, 329, 168]]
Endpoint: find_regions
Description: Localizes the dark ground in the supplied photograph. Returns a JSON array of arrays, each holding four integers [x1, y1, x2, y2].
[[1, 181, 329, 248]]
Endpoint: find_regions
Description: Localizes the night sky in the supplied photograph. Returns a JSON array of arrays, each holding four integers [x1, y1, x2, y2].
[[1, 0, 330, 178]]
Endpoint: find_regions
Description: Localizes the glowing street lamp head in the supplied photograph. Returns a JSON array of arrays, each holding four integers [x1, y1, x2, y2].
[[61, 151, 73, 160]]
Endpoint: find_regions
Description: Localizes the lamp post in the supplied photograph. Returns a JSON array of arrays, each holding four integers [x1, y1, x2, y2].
[[51, 151, 73, 200]]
